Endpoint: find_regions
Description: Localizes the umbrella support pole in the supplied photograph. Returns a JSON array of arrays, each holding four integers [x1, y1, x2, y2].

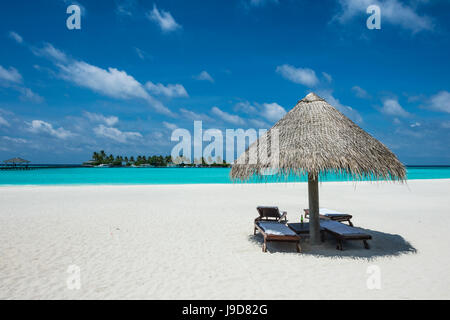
[[308, 173, 321, 245]]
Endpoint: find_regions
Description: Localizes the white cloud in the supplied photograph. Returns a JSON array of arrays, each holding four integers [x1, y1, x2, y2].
[[134, 47, 151, 60], [0, 65, 22, 84], [32, 43, 68, 63], [352, 85, 370, 99], [0, 116, 10, 127], [56, 60, 172, 115], [261, 102, 286, 122], [322, 72, 333, 83], [232, 100, 285, 125], [32, 43, 172, 115], [425, 91, 450, 113], [84, 112, 119, 126], [394, 127, 423, 138], [381, 98, 411, 117], [17, 87, 44, 103], [9, 31, 23, 44], [28, 120, 73, 139], [249, 119, 269, 128], [147, 4, 181, 32], [410, 122, 421, 128], [179, 108, 213, 122], [135, 47, 145, 59], [211, 106, 245, 125], [93, 124, 142, 143], [116, 0, 136, 16], [116, 6, 133, 16], [248, 0, 278, 6], [162, 121, 178, 130], [58, 61, 146, 100], [0, 108, 13, 116], [393, 117, 401, 125], [234, 101, 258, 114], [319, 90, 364, 123], [276, 64, 319, 87], [0, 66, 43, 103], [194, 71, 214, 83], [145, 81, 188, 98], [2, 136, 27, 143], [334, 0, 433, 33]]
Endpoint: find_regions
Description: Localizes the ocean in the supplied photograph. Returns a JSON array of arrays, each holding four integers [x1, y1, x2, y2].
[[0, 166, 449, 186]]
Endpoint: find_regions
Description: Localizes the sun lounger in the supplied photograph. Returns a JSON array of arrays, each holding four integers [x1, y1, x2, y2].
[[320, 220, 371, 250], [255, 206, 288, 237], [254, 221, 301, 253], [304, 208, 353, 226], [256, 206, 287, 222]]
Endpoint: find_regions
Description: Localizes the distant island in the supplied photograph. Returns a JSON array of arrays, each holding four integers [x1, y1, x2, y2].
[[82, 151, 231, 168]]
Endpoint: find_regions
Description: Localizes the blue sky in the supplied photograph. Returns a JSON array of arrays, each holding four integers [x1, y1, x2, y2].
[[0, 0, 449, 164]]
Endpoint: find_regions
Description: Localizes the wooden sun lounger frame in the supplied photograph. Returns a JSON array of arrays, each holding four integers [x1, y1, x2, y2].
[[256, 206, 287, 222], [254, 221, 302, 253], [254, 206, 287, 236], [321, 224, 372, 250], [304, 209, 354, 226]]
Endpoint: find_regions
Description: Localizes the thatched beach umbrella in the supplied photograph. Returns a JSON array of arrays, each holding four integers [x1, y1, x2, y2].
[[230, 92, 406, 245], [4, 157, 30, 164]]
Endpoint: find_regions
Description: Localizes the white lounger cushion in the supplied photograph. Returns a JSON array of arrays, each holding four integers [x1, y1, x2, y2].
[[258, 221, 297, 236], [320, 220, 363, 235], [319, 208, 345, 215]]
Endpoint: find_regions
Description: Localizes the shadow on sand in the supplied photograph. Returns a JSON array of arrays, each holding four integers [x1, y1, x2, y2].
[[248, 227, 417, 260]]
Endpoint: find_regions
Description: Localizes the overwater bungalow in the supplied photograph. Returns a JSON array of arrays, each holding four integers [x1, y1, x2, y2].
[[1, 157, 31, 170]]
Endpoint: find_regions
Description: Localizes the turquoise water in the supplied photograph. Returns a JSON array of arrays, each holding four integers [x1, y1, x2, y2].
[[0, 166, 449, 186]]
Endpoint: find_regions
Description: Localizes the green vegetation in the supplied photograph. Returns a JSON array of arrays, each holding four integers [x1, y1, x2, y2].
[[83, 151, 230, 168], [174, 156, 230, 168]]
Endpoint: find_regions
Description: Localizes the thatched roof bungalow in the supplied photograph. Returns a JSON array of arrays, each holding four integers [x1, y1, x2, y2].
[[3, 157, 31, 165]]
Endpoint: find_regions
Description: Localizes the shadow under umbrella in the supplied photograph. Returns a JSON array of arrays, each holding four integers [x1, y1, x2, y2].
[[248, 227, 417, 260]]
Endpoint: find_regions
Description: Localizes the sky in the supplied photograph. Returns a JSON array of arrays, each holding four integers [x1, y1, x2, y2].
[[0, 0, 449, 165]]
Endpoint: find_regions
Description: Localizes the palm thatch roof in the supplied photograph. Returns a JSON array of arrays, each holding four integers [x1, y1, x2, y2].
[[230, 92, 406, 182], [3, 157, 30, 164]]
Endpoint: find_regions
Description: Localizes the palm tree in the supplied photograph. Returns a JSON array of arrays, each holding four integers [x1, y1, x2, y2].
[[92, 152, 101, 164], [149, 156, 157, 166], [87, 152, 190, 167]]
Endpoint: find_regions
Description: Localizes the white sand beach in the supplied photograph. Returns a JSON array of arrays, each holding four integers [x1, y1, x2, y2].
[[0, 179, 449, 300]]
